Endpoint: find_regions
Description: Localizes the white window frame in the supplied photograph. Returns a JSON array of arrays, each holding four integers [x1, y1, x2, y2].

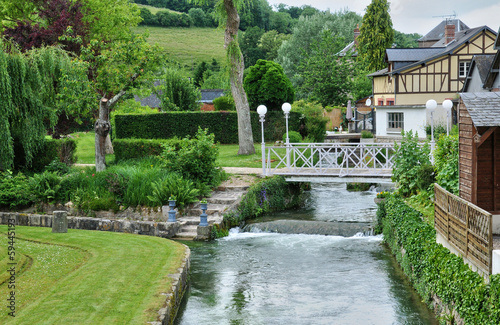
[[387, 112, 404, 132], [459, 61, 470, 78]]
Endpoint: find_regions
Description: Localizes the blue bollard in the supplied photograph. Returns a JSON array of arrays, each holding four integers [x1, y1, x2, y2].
[[199, 202, 208, 226], [168, 200, 176, 222]]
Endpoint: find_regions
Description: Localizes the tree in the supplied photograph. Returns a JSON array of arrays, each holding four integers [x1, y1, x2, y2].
[[243, 59, 294, 111], [298, 31, 352, 106], [0, 44, 72, 170], [239, 26, 265, 67], [154, 68, 201, 111], [258, 30, 289, 61], [192, 0, 255, 155], [2, 0, 90, 54], [356, 0, 394, 71], [58, 35, 164, 171], [394, 30, 422, 48]]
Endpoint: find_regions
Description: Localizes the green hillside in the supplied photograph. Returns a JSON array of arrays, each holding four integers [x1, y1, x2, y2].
[[134, 26, 226, 68], [137, 4, 181, 15]]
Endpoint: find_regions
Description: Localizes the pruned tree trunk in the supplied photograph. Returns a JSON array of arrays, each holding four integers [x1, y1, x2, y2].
[[224, 0, 255, 155], [95, 98, 111, 172]]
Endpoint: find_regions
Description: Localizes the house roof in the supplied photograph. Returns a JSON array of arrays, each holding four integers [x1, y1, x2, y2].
[[338, 41, 357, 57], [418, 19, 469, 43], [200, 89, 225, 103], [483, 29, 500, 89], [460, 92, 500, 126], [462, 55, 496, 91], [370, 26, 497, 77]]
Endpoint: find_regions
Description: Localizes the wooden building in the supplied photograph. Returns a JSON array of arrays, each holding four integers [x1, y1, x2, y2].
[[459, 92, 500, 212]]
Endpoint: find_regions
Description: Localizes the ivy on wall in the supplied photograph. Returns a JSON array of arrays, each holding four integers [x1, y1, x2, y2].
[[379, 197, 500, 324]]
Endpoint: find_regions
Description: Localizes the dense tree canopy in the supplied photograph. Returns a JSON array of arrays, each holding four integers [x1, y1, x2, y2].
[[356, 0, 394, 71], [154, 68, 201, 111], [243, 59, 294, 111]]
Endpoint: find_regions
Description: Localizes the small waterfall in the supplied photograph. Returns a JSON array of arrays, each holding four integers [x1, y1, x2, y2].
[[243, 220, 374, 237]]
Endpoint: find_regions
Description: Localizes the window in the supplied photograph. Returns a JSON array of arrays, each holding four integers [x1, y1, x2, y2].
[[387, 112, 404, 132], [386, 99, 395, 106], [459, 61, 470, 78], [378, 99, 384, 106]]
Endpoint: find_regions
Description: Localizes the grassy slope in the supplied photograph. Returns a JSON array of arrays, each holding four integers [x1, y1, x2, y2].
[[73, 132, 114, 165], [0, 226, 186, 324], [137, 4, 181, 15], [133, 26, 226, 68]]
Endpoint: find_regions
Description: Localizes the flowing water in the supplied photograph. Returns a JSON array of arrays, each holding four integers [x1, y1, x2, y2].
[[175, 183, 438, 325]]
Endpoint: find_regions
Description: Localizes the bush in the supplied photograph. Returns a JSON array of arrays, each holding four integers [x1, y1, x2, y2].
[[0, 171, 33, 208], [29, 171, 62, 204], [14, 138, 77, 172], [159, 128, 220, 187], [361, 130, 373, 138], [284, 130, 302, 143], [148, 173, 199, 213], [292, 100, 328, 142], [154, 68, 201, 111], [392, 130, 431, 197], [115, 111, 303, 143], [213, 95, 235, 111], [434, 134, 458, 195], [113, 138, 182, 162]]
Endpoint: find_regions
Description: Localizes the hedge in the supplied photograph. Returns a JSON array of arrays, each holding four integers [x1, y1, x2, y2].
[[380, 197, 500, 324], [114, 111, 302, 144], [13, 138, 77, 172], [113, 138, 183, 163]]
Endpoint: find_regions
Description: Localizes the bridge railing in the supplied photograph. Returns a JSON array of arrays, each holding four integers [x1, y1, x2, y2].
[[264, 143, 395, 176], [434, 183, 493, 274]]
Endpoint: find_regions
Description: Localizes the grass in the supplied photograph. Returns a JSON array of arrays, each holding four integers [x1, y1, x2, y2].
[[133, 26, 226, 68], [72, 132, 114, 165], [0, 226, 186, 324]]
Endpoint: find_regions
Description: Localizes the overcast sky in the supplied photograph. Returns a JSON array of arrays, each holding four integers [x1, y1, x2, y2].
[[267, 0, 500, 35]]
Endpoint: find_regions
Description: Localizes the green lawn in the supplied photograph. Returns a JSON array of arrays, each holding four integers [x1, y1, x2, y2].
[[73, 132, 114, 165], [133, 26, 225, 67], [0, 226, 186, 324]]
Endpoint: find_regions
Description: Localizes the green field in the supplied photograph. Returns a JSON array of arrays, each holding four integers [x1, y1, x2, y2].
[[134, 26, 226, 68], [137, 4, 181, 15], [0, 226, 186, 324]]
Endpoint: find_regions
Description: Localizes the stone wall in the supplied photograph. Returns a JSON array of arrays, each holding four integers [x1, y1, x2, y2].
[[0, 212, 180, 238]]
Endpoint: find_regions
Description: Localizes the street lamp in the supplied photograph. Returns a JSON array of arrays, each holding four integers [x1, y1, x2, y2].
[[426, 99, 437, 162], [282, 102, 292, 169], [442, 99, 453, 136], [257, 105, 267, 176]]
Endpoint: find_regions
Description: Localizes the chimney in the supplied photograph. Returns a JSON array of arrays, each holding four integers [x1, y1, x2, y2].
[[445, 23, 455, 44], [354, 24, 360, 47]]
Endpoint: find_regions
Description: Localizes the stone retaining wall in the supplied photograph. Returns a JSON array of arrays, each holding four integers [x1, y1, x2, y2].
[[0, 212, 180, 238]]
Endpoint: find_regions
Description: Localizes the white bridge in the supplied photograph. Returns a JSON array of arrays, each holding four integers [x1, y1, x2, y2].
[[264, 143, 395, 183]]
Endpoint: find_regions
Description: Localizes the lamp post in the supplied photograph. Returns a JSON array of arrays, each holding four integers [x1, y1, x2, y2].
[[282, 102, 292, 169], [257, 105, 267, 176], [443, 99, 453, 136], [426, 99, 437, 163]]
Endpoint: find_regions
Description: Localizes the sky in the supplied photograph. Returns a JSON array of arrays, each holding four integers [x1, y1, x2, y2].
[[267, 0, 500, 35]]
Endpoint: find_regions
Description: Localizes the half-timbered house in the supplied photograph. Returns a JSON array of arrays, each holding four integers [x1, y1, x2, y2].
[[369, 23, 497, 139]]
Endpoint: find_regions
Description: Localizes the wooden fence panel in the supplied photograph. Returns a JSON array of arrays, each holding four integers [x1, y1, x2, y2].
[[434, 184, 492, 274]]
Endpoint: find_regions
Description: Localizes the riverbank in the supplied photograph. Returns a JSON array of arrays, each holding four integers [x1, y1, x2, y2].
[[379, 197, 500, 324]]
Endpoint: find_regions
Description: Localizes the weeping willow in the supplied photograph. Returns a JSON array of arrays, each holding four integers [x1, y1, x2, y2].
[[0, 44, 72, 170]]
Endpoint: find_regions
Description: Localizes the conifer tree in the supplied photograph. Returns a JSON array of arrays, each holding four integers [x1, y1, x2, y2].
[[357, 0, 394, 71]]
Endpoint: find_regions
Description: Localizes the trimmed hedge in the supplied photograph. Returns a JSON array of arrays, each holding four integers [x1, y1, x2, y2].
[[113, 138, 183, 163], [14, 138, 77, 172], [114, 111, 302, 144], [380, 197, 500, 324]]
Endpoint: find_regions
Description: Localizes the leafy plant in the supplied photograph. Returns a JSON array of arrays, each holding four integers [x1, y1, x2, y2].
[[392, 130, 432, 197], [292, 100, 328, 142], [148, 173, 199, 214], [434, 134, 459, 195], [0, 171, 33, 208], [283, 130, 302, 143], [361, 130, 374, 138], [29, 171, 62, 203]]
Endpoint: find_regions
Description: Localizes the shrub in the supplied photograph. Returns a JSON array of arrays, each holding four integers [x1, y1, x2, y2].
[[434, 134, 458, 195], [392, 130, 431, 197], [14, 138, 77, 172], [213, 95, 235, 111], [148, 173, 199, 213], [113, 138, 182, 162], [29, 171, 62, 204], [292, 100, 328, 142], [361, 130, 374, 138], [283, 130, 302, 143], [160, 128, 220, 187], [0, 171, 33, 208], [154, 68, 201, 111]]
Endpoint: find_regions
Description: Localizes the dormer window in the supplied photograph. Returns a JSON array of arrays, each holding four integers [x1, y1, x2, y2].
[[459, 61, 470, 78]]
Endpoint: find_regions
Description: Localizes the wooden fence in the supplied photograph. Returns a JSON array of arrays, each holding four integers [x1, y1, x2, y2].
[[434, 184, 493, 274]]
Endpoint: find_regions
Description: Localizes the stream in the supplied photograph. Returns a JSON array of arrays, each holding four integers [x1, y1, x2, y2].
[[174, 183, 438, 325]]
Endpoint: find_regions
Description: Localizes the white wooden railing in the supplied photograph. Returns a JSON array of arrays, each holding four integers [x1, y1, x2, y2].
[[264, 143, 395, 177]]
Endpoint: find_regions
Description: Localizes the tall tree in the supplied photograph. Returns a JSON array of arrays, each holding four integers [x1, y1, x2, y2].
[[356, 0, 394, 71], [192, 0, 255, 155]]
